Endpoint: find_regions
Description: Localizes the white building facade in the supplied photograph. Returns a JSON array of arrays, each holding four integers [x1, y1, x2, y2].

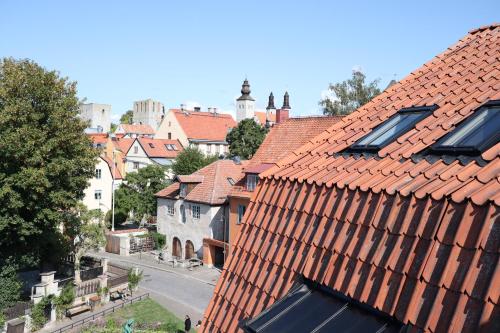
[[79, 103, 111, 133], [235, 79, 256, 122], [82, 156, 121, 212]]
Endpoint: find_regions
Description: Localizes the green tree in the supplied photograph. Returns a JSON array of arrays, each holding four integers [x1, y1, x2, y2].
[[70, 206, 106, 283], [320, 70, 381, 115], [0, 259, 22, 310], [52, 283, 75, 319], [226, 118, 268, 159], [110, 123, 118, 132], [112, 165, 170, 225], [127, 268, 143, 296], [120, 110, 133, 124], [171, 146, 218, 176], [0, 58, 98, 267]]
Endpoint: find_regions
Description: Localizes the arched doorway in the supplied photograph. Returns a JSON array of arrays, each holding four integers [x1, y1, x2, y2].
[[185, 240, 195, 259], [172, 237, 182, 258]]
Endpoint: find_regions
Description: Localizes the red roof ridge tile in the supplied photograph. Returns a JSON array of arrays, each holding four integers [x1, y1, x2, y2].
[[468, 23, 500, 34]]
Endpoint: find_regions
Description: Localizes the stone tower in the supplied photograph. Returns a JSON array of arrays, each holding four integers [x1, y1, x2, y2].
[[236, 79, 255, 122]]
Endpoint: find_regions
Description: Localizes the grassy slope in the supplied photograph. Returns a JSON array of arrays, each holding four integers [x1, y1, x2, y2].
[[82, 298, 193, 332]]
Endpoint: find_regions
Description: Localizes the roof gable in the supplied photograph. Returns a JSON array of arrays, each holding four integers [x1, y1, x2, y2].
[[136, 138, 183, 158]]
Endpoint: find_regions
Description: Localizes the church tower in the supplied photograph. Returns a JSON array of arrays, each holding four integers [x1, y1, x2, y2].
[[236, 79, 255, 122]]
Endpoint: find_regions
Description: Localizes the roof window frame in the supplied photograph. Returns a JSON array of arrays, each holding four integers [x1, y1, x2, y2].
[[430, 100, 500, 155], [348, 104, 438, 152]]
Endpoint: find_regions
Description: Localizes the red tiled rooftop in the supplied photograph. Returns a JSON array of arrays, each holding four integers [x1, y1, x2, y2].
[[101, 155, 122, 180], [156, 159, 248, 205], [118, 124, 155, 135], [111, 137, 135, 153], [254, 111, 276, 125], [172, 109, 236, 142], [137, 138, 183, 158], [202, 24, 500, 333], [87, 133, 108, 144]]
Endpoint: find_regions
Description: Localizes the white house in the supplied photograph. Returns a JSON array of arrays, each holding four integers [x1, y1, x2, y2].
[[83, 155, 122, 212], [124, 137, 183, 174], [155, 108, 236, 156], [155, 160, 246, 265]]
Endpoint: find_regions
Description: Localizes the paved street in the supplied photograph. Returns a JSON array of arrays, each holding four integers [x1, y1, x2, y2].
[[92, 251, 220, 321]]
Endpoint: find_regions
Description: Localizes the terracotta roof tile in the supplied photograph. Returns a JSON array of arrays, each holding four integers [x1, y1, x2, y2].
[[137, 138, 183, 158], [118, 124, 155, 135], [156, 159, 247, 205], [171, 109, 236, 142], [201, 24, 500, 333]]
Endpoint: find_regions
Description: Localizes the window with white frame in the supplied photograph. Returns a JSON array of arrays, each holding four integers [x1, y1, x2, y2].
[[134, 146, 139, 154], [95, 169, 102, 179], [133, 162, 139, 169], [167, 204, 175, 216], [237, 204, 246, 224], [191, 205, 201, 219], [246, 174, 258, 191], [94, 190, 102, 200]]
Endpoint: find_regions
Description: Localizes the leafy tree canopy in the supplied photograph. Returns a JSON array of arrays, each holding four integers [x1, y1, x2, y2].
[[320, 70, 382, 115], [0, 58, 98, 267], [226, 118, 268, 159], [171, 146, 218, 176], [120, 110, 133, 124], [0, 258, 22, 310], [112, 165, 170, 225]]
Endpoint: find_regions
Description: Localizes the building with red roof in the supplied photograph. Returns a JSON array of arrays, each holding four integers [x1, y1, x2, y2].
[[155, 108, 236, 156], [201, 24, 500, 332], [155, 159, 247, 266], [115, 123, 156, 138], [124, 137, 183, 174]]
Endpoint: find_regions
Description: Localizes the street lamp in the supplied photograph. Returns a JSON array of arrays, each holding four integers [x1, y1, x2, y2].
[[110, 133, 117, 232]]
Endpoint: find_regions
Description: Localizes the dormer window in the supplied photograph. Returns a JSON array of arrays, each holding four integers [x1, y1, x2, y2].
[[246, 174, 258, 191], [149, 143, 155, 148], [350, 105, 438, 152], [431, 100, 500, 155], [180, 183, 187, 197]]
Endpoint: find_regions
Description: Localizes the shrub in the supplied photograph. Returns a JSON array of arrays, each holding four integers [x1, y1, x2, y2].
[[0, 259, 22, 311], [150, 232, 166, 250], [52, 284, 75, 319], [127, 269, 143, 296], [30, 296, 51, 331]]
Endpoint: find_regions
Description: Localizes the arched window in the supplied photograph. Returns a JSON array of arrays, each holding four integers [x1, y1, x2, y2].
[[172, 237, 182, 258], [185, 240, 194, 259]]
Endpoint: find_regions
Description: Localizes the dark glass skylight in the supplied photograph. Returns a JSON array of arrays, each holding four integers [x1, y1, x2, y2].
[[432, 101, 500, 155], [350, 105, 437, 152], [243, 281, 402, 333]]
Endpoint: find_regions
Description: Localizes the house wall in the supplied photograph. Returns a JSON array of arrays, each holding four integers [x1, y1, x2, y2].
[[157, 198, 228, 259], [228, 196, 250, 253], [125, 140, 153, 173], [82, 157, 121, 213], [191, 142, 229, 157], [155, 110, 189, 147]]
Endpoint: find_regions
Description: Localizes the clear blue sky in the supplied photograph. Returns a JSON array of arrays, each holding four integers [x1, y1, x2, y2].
[[1, 0, 498, 121]]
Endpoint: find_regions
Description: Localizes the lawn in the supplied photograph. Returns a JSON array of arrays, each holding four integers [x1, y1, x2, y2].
[[80, 298, 194, 332]]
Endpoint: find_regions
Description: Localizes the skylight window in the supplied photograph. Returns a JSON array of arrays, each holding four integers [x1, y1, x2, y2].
[[165, 144, 174, 151], [350, 105, 437, 152], [149, 143, 155, 148], [432, 101, 500, 155]]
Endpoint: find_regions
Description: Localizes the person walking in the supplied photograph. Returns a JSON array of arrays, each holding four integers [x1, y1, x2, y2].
[[184, 315, 192, 332]]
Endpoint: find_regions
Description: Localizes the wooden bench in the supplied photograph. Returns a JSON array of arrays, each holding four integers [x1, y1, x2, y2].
[[66, 302, 90, 318]]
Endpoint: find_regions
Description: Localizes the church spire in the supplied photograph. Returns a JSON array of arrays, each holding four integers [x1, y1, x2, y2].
[[266, 92, 275, 110], [237, 78, 255, 101], [282, 91, 291, 109]]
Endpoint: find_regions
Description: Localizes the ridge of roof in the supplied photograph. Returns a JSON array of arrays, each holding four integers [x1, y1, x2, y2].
[[469, 22, 500, 34]]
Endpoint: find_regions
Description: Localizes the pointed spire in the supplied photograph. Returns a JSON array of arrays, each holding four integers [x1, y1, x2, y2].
[[237, 78, 255, 101], [282, 91, 291, 109], [266, 92, 275, 110]]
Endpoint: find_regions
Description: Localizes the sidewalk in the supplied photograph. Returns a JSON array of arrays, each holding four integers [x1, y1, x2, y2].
[[40, 291, 149, 333], [92, 251, 221, 286]]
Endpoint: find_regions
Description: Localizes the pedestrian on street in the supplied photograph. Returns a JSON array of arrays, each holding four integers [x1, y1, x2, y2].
[[184, 315, 191, 332]]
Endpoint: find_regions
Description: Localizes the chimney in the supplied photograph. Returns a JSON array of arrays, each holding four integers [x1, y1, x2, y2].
[[207, 107, 213, 113], [276, 109, 289, 123], [180, 103, 186, 111], [194, 106, 201, 112]]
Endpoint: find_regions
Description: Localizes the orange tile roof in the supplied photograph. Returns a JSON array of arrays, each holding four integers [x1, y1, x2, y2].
[[87, 133, 108, 144], [254, 111, 276, 125], [202, 24, 500, 333], [172, 109, 236, 142], [137, 138, 183, 158], [228, 116, 343, 198], [118, 124, 155, 135], [111, 138, 135, 153], [156, 160, 247, 205], [101, 155, 123, 179]]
